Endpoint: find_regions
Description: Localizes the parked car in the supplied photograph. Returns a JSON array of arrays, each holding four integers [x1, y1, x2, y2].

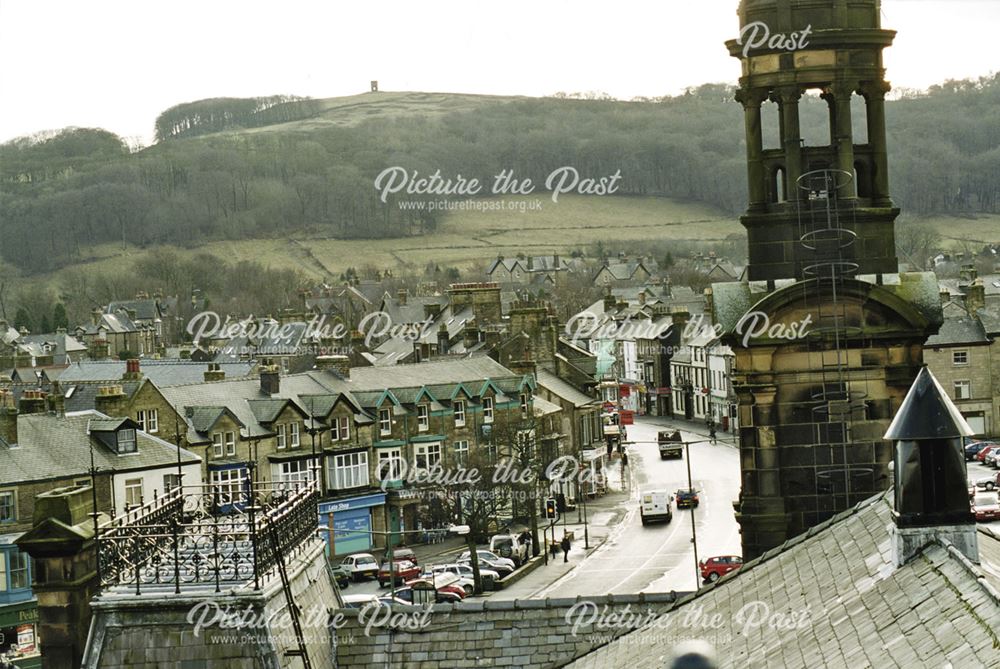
[[330, 564, 351, 589], [457, 550, 515, 577], [640, 490, 673, 525], [976, 445, 996, 464], [427, 562, 499, 590], [378, 560, 421, 587], [675, 488, 700, 509], [975, 472, 1000, 491], [340, 594, 383, 609], [489, 533, 531, 566], [972, 492, 1000, 522], [422, 564, 477, 595], [987, 448, 1000, 469], [965, 442, 992, 461], [340, 553, 379, 581], [699, 555, 744, 583], [411, 573, 467, 602], [377, 594, 413, 606], [384, 547, 419, 565]]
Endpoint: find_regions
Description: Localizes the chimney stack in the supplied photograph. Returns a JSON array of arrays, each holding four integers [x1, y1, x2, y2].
[[437, 323, 450, 355], [0, 389, 17, 445], [204, 362, 226, 382], [122, 358, 142, 381], [316, 354, 351, 379], [19, 389, 48, 415], [91, 307, 102, 327], [966, 278, 985, 314], [886, 366, 978, 566], [48, 381, 66, 417], [259, 361, 281, 395], [94, 385, 128, 417], [397, 288, 408, 306]]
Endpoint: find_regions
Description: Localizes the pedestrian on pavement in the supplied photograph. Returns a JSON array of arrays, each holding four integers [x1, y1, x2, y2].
[[550, 540, 559, 562], [561, 535, 571, 563]]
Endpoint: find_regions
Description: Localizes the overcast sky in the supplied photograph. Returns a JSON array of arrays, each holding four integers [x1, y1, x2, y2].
[[0, 0, 997, 145]]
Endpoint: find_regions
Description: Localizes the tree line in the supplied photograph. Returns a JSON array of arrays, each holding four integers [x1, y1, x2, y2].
[[1, 75, 997, 276]]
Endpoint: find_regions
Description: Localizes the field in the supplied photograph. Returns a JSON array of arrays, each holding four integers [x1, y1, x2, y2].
[[29, 194, 740, 285], [22, 196, 999, 290]]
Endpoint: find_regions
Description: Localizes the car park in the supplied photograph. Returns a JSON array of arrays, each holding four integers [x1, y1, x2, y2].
[[699, 555, 743, 583], [378, 560, 421, 587], [340, 553, 379, 581], [972, 492, 1000, 522], [675, 488, 700, 509], [640, 490, 673, 525], [976, 445, 996, 464]]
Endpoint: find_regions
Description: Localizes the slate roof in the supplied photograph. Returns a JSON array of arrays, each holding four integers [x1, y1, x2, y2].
[[106, 299, 162, 322], [345, 357, 522, 391], [0, 410, 200, 486], [925, 308, 990, 347], [536, 369, 597, 408], [569, 492, 1000, 669], [55, 360, 256, 386]]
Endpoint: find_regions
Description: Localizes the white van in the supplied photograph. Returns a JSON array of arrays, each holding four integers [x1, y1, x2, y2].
[[640, 490, 673, 525]]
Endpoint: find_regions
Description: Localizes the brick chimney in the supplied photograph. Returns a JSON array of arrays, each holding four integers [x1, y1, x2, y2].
[[122, 358, 143, 381], [19, 389, 48, 415], [316, 354, 351, 379], [48, 381, 66, 417], [91, 307, 102, 326], [638, 291, 646, 306], [94, 385, 128, 417], [397, 288, 408, 306], [259, 361, 281, 395], [0, 389, 17, 444], [204, 362, 226, 382], [966, 278, 985, 314], [437, 323, 450, 355]]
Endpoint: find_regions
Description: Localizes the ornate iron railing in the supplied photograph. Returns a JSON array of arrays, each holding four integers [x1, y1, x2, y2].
[[97, 478, 320, 594]]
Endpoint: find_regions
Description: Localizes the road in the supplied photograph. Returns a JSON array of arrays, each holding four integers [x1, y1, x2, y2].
[[526, 416, 742, 597]]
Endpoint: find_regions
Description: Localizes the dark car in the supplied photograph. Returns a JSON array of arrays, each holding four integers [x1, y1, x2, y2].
[[966, 442, 990, 461], [675, 488, 700, 509], [330, 564, 351, 589]]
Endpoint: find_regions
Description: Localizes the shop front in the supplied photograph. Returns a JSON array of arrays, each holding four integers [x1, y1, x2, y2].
[[0, 600, 40, 669], [317, 492, 386, 557]]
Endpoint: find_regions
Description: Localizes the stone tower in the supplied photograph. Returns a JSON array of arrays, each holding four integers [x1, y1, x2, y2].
[[714, 0, 943, 560], [726, 0, 898, 282]]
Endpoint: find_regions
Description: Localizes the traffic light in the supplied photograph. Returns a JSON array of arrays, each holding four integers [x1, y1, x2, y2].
[[544, 498, 557, 519]]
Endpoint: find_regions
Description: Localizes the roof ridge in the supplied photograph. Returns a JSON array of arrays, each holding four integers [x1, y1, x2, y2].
[[936, 535, 1000, 606]]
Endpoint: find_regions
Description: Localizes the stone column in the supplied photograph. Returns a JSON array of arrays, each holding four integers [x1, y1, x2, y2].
[[832, 82, 856, 196], [737, 88, 768, 211], [862, 80, 892, 206], [773, 87, 803, 199]]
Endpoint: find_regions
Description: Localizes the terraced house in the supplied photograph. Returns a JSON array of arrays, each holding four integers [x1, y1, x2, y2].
[[122, 355, 539, 556]]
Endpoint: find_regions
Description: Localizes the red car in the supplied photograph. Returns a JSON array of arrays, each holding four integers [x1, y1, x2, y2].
[[972, 492, 1000, 522], [977, 445, 996, 463], [378, 560, 421, 587], [700, 555, 743, 583]]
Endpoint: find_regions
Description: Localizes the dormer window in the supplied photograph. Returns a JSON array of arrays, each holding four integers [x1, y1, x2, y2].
[[417, 404, 429, 431], [379, 409, 392, 436], [117, 428, 137, 454], [482, 397, 494, 424], [454, 400, 466, 427], [520, 393, 529, 418]]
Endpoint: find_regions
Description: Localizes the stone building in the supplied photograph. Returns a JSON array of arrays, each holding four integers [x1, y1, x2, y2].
[[715, 0, 944, 559]]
